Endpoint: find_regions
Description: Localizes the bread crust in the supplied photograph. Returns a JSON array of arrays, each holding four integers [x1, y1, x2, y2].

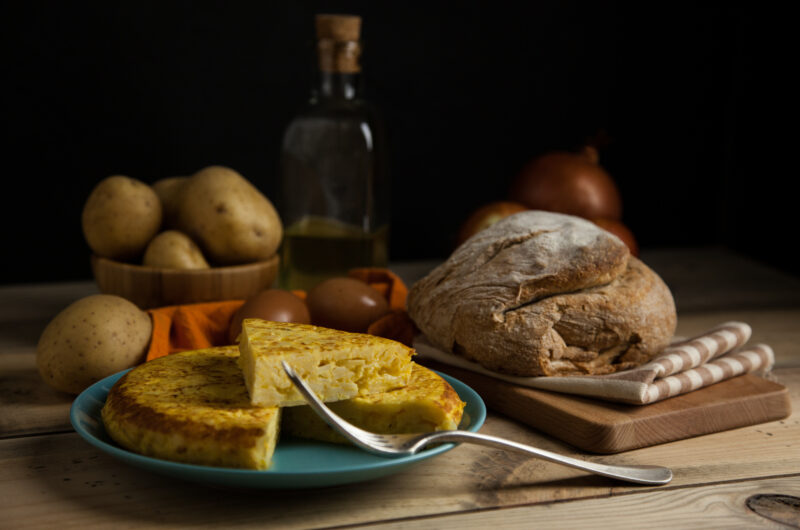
[[408, 211, 676, 376]]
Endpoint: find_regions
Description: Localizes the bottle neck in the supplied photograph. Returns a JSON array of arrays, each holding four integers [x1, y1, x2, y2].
[[313, 39, 362, 102], [315, 71, 361, 101]]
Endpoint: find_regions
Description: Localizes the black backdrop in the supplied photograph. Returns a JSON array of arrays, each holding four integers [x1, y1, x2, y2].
[[3, 1, 794, 283]]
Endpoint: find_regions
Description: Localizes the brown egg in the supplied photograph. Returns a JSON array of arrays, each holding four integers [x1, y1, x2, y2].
[[228, 289, 311, 343], [307, 277, 390, 333]]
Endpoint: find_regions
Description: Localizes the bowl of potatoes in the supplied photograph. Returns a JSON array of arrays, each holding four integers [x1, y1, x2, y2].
[[83, 166, 283, 309]]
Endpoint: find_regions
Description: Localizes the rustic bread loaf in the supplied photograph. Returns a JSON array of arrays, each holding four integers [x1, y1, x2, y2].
[[407, 211, 676, 376]]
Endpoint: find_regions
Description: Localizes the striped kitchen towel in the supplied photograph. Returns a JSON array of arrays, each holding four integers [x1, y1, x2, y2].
[[414, 322, 774, 405]]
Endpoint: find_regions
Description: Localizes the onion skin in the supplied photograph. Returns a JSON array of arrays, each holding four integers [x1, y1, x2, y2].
[[457, 201, 528, 245], [509, 151, 622, 221], [592, 218, 639, 257]]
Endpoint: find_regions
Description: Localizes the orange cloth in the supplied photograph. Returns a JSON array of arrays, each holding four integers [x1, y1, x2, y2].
[[146, 300, 244, 361], [348, 268, 408, 310], [145, 268, 409, 361]]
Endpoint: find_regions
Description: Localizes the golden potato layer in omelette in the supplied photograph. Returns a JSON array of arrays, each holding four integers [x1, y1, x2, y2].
[[102, 346, 280, 470], [238, 319, 414, 407], [282, 363, 465, 444], [102, 345, 463, 470]]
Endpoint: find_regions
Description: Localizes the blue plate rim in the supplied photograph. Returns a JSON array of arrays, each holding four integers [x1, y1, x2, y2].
[[69, 366, 486, 486]]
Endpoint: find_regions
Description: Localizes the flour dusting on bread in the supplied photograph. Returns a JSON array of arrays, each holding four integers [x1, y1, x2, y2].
[[407, 211, 676, 376]]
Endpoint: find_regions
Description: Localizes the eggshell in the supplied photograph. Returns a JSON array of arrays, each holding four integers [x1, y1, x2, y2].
[[307, 277, 390, 333], [228, 289, 311, 343]]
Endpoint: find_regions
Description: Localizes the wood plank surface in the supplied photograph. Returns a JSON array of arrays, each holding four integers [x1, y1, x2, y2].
[[1, 249, 798, 529], [360, 476, 800, 529], [1, 368, 797, 529], [641, 247, 800, 312], [0, 352, 73, 437]]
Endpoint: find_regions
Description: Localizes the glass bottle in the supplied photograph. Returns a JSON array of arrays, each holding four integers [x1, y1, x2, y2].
[[278, 14, 389, 290]]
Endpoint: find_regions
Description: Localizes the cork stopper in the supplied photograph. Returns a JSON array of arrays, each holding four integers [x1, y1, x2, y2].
[[315, 14, 362, 42], [315, 14, 362, 74]]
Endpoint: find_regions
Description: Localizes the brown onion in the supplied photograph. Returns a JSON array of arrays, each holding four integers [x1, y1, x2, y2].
[[592, 218, 639, 256], [457, 201, 528, 245], [509, 151, 622, 221]]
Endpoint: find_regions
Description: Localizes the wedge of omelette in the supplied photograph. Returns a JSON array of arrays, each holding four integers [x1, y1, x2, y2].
[[102, 346, 280, 470], [282, 363, 465, 444], [238, 319, 414, 407]]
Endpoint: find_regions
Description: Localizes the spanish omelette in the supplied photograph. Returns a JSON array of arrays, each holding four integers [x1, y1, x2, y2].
[[282, 362, 465, 444], [103, 343, 461, 470], [238, 319, 414, 407], [102, 346, 280, 470]]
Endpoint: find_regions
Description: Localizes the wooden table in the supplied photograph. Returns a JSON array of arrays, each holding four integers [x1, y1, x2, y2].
[[2, 248, 799, 528]]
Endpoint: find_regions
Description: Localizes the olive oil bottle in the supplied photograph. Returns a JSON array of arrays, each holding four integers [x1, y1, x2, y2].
[[278, 14, 389, 290]]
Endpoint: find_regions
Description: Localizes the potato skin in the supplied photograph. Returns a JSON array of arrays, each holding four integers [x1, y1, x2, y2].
[[36, 294, 152, 395], [152, 176, 188, 229], [176, 166, 282, 264], [143, 230, 210, 269], [82, 175, 163, 260]]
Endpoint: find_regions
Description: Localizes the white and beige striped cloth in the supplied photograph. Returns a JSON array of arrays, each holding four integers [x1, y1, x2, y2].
[[414, 322, 774, 405]]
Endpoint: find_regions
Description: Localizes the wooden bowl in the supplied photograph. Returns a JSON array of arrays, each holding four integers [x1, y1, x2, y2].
[[91, 255, 280, 309]]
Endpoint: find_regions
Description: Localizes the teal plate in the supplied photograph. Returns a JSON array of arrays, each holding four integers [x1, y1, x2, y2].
[[70, 369, 486, 489]]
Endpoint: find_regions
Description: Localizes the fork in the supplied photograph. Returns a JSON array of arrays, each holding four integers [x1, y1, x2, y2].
[[281, 362, 673, 485]]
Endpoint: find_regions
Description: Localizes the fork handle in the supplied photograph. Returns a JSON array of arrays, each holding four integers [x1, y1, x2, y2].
[[421, 430, 672, 485]]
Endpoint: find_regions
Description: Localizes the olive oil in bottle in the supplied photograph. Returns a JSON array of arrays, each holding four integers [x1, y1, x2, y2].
[[278, 14, 389, 290], [279, 217, 388, 289]]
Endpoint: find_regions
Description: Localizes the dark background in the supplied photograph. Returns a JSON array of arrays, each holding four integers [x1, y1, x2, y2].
[[3, 1, 794, 284]]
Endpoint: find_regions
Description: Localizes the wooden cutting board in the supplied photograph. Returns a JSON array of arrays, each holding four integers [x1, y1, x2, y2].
[[422, 361, 792, 454]]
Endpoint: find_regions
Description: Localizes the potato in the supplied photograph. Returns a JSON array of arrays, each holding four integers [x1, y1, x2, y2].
[[82, 175, 162, 260], [142, 230, 210, 269], [152, 176, 188, 229], [36, 294, 151, 395], [176, 166, 282, 264]]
